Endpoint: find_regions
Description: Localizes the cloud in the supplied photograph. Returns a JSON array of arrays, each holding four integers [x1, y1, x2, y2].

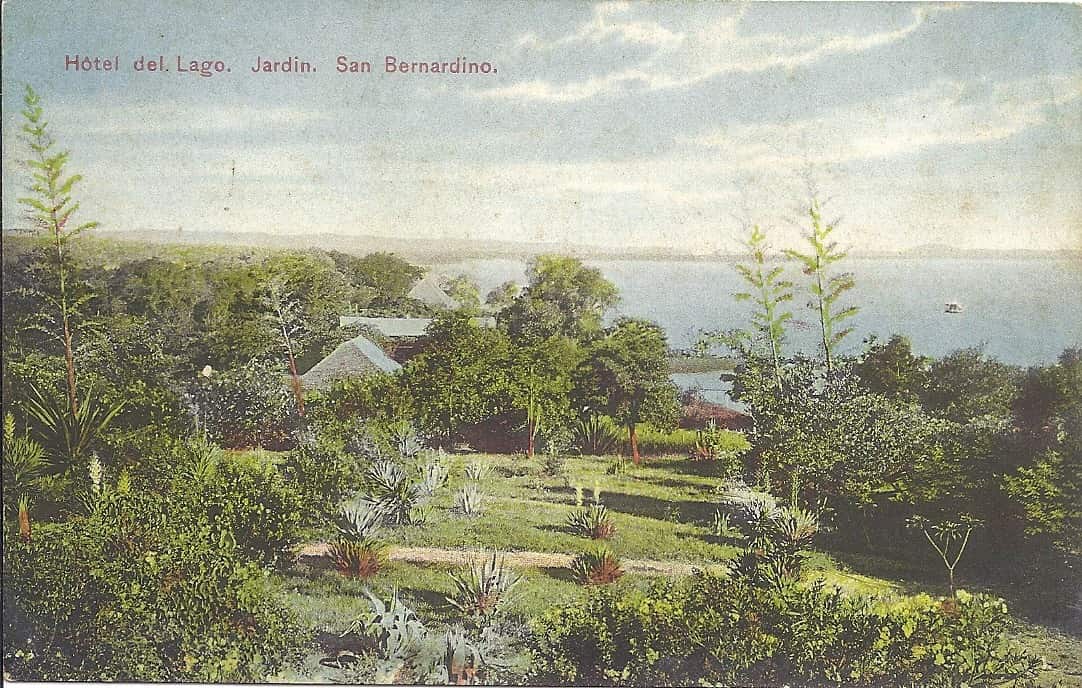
[[691, 72, 1082, 168], [477, 4, 952, 102]]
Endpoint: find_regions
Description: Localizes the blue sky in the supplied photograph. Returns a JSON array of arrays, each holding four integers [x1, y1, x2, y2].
[[2, 1, 1080, 252]]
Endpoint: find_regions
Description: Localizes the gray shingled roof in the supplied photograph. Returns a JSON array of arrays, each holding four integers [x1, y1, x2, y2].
[[408, 274, 459, 309], [300, 335, 401, 389], [339, 315, 497, 337]]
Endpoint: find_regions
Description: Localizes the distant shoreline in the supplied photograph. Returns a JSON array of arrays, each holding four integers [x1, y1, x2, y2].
[[3, 229, 1079, 264]]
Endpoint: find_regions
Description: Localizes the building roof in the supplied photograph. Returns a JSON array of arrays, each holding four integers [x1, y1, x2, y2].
[[300, 335, 401, 389], [408, 274, 459, 309], [339, 315, 497, 338]]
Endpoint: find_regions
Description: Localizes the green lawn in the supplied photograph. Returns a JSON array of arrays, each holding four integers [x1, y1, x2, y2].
[[269, 450, 1080, 686]]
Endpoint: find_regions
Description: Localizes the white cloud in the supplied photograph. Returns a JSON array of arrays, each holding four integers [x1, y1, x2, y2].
[[478, 4, 952, 102]]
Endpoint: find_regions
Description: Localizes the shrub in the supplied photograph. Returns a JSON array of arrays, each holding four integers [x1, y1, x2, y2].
[[331, 538, 387, 580], [688, 421, 751, 472], [528, 573, 1042, 687], [606, 455, 632, 475], [567, 504, 616, 540], [571, 546, 624, 585], [415, 457, 448, 498], [363, 460, 427, 526], [3, 490, 304, 682], [195, 361, 299, 450], [454, 484, 485, 516], [282, 431, 356, 514], [445, 550, 521, 623]]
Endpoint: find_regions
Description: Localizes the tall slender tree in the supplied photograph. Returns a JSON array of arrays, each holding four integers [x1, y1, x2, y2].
[[734, 225, 794, 387], [17, 85, 99, 416], [263, 279, 307, 417], [786, 200, 858, 375]]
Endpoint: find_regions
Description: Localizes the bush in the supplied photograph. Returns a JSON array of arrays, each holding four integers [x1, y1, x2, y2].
[[567, 504, 616, 540], [574, 415, 620, 455], [445, 550, 521, 624], [194, 361, 299, 450], [454, 484, 485, 517], [3, 490, 304, 682], [330, 538, 387, 579], [281, 431, 357, 517], [528, 573, 1042, 687], [571, 546, 624, 585]]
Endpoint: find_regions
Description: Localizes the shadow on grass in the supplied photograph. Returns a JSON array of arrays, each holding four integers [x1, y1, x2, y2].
[[538, 566, 576, 583], [598, 490, 717, 525]]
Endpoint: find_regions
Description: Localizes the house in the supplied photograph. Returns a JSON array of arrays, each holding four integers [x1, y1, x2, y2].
[[300, 334, 401, 390], [338, 315, 497, 338], [408, 273, 459, 310]]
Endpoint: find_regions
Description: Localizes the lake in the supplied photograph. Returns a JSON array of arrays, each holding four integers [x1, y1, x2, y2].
[[440, 257, 1082, 369]]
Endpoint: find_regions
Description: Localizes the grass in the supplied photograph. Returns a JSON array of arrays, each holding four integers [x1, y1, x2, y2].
[[264, 449, 1079, 686]]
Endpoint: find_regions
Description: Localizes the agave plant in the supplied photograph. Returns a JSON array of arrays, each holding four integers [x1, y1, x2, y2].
[[342, 587, 426, 660], [331, 538, 388, 579], [463, 460, 492, 483], [442, 626, 483, 685], [446, 550, 521, 621], [416, 459, 449, 498], [454, 484, 485, 516], [567, 504, 616, 540], [571, 546, 624, 585], [335, 501, 385, 540]]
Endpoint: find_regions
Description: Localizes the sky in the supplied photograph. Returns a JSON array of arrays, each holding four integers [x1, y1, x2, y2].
[[2, 1, 1080, 254]]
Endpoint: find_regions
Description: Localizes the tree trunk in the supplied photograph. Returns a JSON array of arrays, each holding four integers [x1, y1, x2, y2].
[[18, 504, 31, 542], [527, 420, 535, 457], [62, 316, 79, 415], [628, 424, 641, 465], [287, 353, 305, 417]]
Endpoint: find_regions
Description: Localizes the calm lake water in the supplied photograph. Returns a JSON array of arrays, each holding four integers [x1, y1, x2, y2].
[[441, 257, 1082, 370]]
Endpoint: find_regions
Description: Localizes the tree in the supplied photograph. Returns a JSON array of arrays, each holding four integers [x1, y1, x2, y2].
[[732, 225, 793, 388], [508, 337, 581, 456], [17, 85, 100, 416], [484, 280, 521, 313], [440, 274, 482, 313], [576, 318, 679, 464], [922, 347, 1018, 424], [402, 312, 513, 445], [854, 334, 929, 402], [907, 514, 981, 595], [502, 255, 619, 343], [262, 278, 307, 417], [785, 200, 858, 375], [349, 252, 424, 303]]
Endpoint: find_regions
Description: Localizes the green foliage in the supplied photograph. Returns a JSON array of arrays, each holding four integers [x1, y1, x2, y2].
[[574, 414, 621, 455], [571, 546, 624, 585], [785, 199, 858, 375], [445, 550, 522, 623], [855, 334, 930, 402], [507, 336, 582, 455], [923, 346, 1019, 423], [454, 483, 486, 516], [281, 431, 357, 516], [23, 382, 125, 469], [688, 421, 750, 473], [501, 254, 619, 343], [907, 514, 981, 595], [731, 224, 794, 386], [567, 504, 616, 540], [2, 413, 49, 512], [362, 460, 430, 526], [529, 573, 1042, 687], [3, 489, 303, 682], [195, 361, 299, 449]]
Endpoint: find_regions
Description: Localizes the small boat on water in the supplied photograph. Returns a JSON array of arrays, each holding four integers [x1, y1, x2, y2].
[[944, 302, 964, 314]]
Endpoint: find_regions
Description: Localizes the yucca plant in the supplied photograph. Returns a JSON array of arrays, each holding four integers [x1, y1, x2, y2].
[[331, 538, 388, 579], [365, 460, 424, 525], [454, 484, 485, 516], [571, 546, 624, 585], [463, 460, 492, 483], [342, 587, 426, 660], [335, 501, 385, 540], [567, 504, 616, 540], [574, 415, 620, 455], [446, 550, 521, 622], [24, 383, 125, 468]]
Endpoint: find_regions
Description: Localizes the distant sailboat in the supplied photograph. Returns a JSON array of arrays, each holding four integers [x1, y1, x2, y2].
[[944, 302, 964, 314]]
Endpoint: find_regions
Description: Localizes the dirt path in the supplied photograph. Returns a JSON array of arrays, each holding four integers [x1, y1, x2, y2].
[[295, 542, 727, 577]]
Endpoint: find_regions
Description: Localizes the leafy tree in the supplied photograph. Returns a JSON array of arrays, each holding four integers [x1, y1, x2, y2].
[[906, 514, 981, 595], [440, 274, 482, 313], [502, 255, 619, 343], [576, 318, 679, 464], [854, 334, 930, 402], [785, 200, 858, 375], [922, 347, 1018, 423], [347, 251, 424, 303], [507, 337, 581, 456], [16, 85, 100, 416], [402, 312, 513, 445], [484, 280, 521, 313], [732, 225, 793, 387]]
